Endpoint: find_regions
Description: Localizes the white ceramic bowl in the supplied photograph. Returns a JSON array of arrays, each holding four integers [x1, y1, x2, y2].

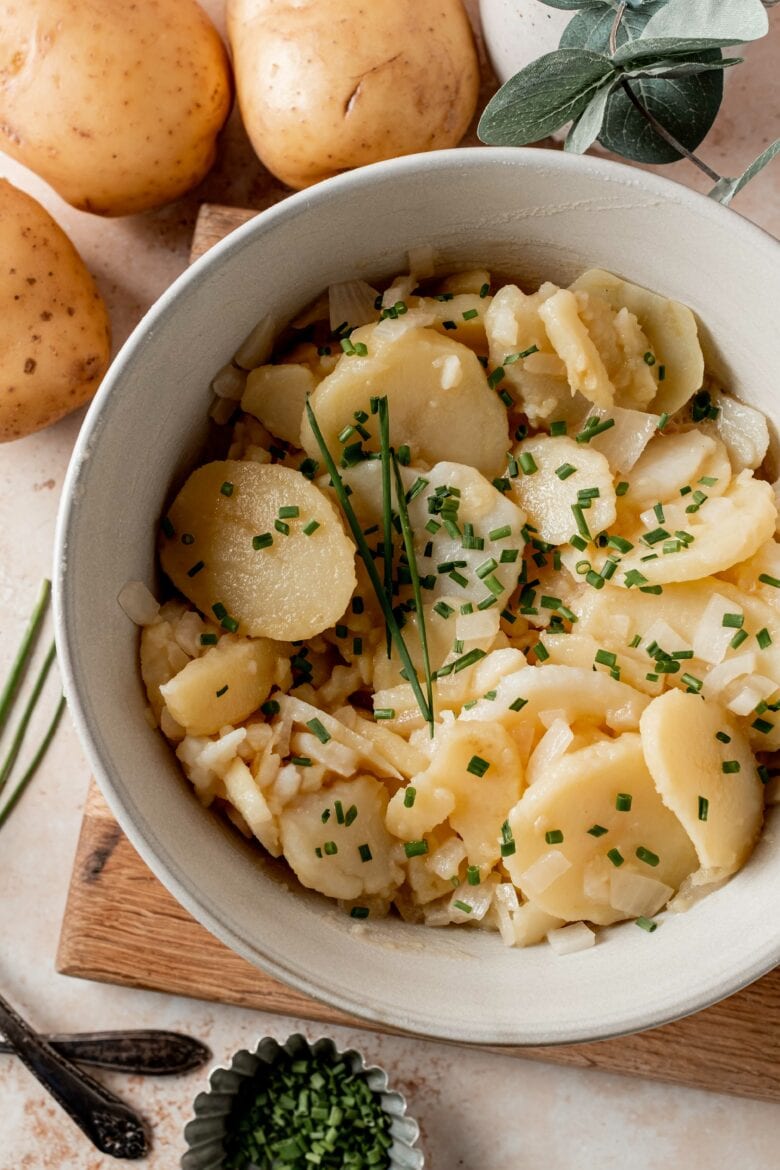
[[55, 148, 780, 1046]]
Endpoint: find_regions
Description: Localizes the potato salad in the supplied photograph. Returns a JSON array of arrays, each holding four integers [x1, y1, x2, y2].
[[131, 259, 779, 953]]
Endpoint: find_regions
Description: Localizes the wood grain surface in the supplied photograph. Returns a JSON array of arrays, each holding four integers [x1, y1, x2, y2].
[[56, 203, 780, 1105]]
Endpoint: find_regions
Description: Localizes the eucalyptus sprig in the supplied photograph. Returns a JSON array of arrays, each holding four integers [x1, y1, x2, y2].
[[479, 0, 779, 203]]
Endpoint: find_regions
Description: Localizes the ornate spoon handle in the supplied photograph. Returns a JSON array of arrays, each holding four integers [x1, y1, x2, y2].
[[0, 991, 149, 1159], [0, 1028, 211, 1074]]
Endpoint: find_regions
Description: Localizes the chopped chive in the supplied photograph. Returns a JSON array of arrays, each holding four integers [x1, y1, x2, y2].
[[715, 731, 731, 744], [215, 684, 228, 698], [211, 602, 227, 621], [656, 412, 669, 431], [442, 319, 457, 330], [180, 532, 195, 546], [722, 613, 743, 628], [404, 839, 428, 858], [722, 760, 741, 774], [545, 829, 564, 844], [615, 792, 633, 812], [345, 804, 358, 827], [406, 476, 429, 503], [640, 585, 663, 595], [274, 519, 290, 535], [475, 557, 498, 579], [658, 365, 666, 381], [487, 367, 505, 389], [278, 505, 300, 520], [374, 708, 396, 721], [252, 532, 273, 550], [334, 800, 345, 824], [752, 717, 773, 734], [757, 628, 772, 649], [616, 481, 629, 496], [403, 786, 416, 808], [550, 420, 567, 436], [358, 844, 372, 863], [595, 649, 617, 668], [187, 560, 205, 577], [220, 615, 239, 633], [466, 755, 490, 778], [352, 636, 363, 655], [587, 824, 608, 837], [571, 504, 591, 540], [570, 534, 588, 551], [350, 906, 370, 919], [500, 548, 519, 563], [555, 463, 576, 481], [260, 699, 280, 717], [636, 845, 660, 867], [200, 633, 218, 646], [643, 527, 670, 546], [160, 516, 175, 538], [489, 525, 512, 540], [500, 820, 516, 857], [323, 840, 338, 855], [466, 865, 481, 886], [449, 569, 469, 588], [636, 916, 657, 932], [509, 696, 527, 712], [220, 481, 234, 497], [533, 642, 549, 662], [479, 282, 490, 297], [586, 570, 605, 590], [643, 351, 656, 366], [576, 417, 614, 443], [306, 718, 331, 744], [453, 900, 473, 914], [698, 796, 709, 821], [730, 629, 749, 650], [607, 848, 624, 867], [302, 519, 320, 536], [653, 503, 665, 524], [759, 574, 780, 589], [681, 673, 703, 693], [519, 452, 538, 475], [462, 308, 478, 320]]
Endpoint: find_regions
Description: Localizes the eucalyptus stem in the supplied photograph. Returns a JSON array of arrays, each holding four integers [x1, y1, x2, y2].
[[0, 640, 57, 797], [608, 0, 725, 185], [0, 695, 66, 831], [0, 579, 51, 736]]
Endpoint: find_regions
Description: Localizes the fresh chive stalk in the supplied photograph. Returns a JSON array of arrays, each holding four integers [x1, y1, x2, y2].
[[391, 447, 434, 735], [0, 579, 51, 735]]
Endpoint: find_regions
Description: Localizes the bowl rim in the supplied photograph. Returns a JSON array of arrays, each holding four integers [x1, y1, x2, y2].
[[54, 146, 780, 1046]]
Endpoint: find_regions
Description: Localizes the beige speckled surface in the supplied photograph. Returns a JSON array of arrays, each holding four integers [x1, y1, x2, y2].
[[0, 2, 778, 1167]]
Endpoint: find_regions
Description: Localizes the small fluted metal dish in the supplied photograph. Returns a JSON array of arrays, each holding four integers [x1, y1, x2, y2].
[[181, 1032, 424, 1169]]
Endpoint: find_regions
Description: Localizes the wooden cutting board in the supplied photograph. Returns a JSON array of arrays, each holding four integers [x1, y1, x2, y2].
[[57, 204, 780, 1105]]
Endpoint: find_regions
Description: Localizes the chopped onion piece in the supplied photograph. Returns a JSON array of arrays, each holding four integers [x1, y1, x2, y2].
[[223, 757, 276, 844], [448, 878, 495, 922], [381, 273, 416, 308], [118, 580, 160, 626], [526, 718, 573, 786], [374, 306, 435, 341], [289, 731, 359, 777], [726, 676, 778, 716], [669, 867, 729, 913], [423, 899, 451, 927], [233, 316, 275, 370], [587, 405, 660, 473], [278, 695, 400, 778], [427, 837, 467, 880], [640, 618, 691, 657], [408, 244, 436, 278], [701, 652, 757, 698], [692, 593, 741, 665], [517, 850, 572, 898], [211, 362, 247, 401], [546, 922, 596, 955], [494, 882, 520, 915], [328, 280, 380, 331], [495, 899, 516, 947], [609, 867, 673, 917]]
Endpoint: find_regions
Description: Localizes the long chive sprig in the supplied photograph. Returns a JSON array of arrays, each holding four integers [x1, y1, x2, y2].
[[0, 694, 66, 831], [305, 399, 432, 726], [378, 398, 394, 659], [0, 640, 57, 797], [391, 449, 434, 735], [0, 578, 51, 735]]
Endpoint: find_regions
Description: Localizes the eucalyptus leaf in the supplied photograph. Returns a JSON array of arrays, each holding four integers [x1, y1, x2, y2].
[[625, 56, 742, 79], [560, 2, 664, 52], [599, 67, 724, 163], [478, 50, 615, 146], [708, 138, 780, 204], [639, 0, 768, 44], [565, 77, 620, 152]]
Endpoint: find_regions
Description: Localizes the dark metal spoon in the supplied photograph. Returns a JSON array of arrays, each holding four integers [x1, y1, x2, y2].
[[0, 991, 149, 1159], [0, 1028, 211, 1075]]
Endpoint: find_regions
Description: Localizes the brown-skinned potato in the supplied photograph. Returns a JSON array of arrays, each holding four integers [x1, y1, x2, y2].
[[0, 0, 232, 216], [0, 180, 110, 441], [227, 0, 480, 189]]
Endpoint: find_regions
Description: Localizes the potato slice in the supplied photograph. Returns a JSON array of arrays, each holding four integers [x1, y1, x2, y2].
[[386, 721, 524, 868], [299, 323, 509, 477], [510, 434, 616, 546], [417, 292, 489, 351], [538, 289, 614, 409], [160, 636, 277, 736], [505, 734, 698, 923], [241, 363, 315, 445], [702, 390, 770, 473], [620, 430, 719, 513], [160, 460, 356, 640], [640, 690, 764, 874], [570, 269, 704, 414], [280, 776, 404, 901], [615, 471, 777, 586]]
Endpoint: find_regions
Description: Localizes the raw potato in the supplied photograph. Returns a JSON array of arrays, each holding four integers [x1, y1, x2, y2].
[[280, 776, 404, 900], [0, 180, 110, 441], [226, 0, 479, 189], [241, 363, 315, 446], [300, 325, 510, 477], [160, 636, 278, 736], [386, 722, 524, 868], [160, 460, 356, 640], [570, 269, 704, 414], [640, 691, 763, 874], [505, 735, 698, 924], [511, 434, 616, 546], [0, 0, 232, 215]]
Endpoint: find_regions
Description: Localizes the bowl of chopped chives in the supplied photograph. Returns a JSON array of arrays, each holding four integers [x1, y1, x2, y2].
[[181, 1033, 423, 1170]]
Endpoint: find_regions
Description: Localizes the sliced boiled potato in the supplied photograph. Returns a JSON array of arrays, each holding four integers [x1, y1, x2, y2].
[[160, 636, 278, 736], [280, 776, 404, 900], [574, 290, 656, 409], [570, 269, 704, 414], [436, 269, 491, 296], [510, 434, 616, 546], [461, 664, 650, 735], [241, 362, 315, 445], [299, 323, 509, 477], [620, 431, 720, 513], [581, 404, 660, 474], [539, 289, 614, 409], [616, 471, 777, 586], [160, 460, 356, 640], [385, 721, 524, 868], [640, 690, 763, 874], [417, 292, 489, 351], [140, 619, 190, 721], [504, 734, 698, 924]]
